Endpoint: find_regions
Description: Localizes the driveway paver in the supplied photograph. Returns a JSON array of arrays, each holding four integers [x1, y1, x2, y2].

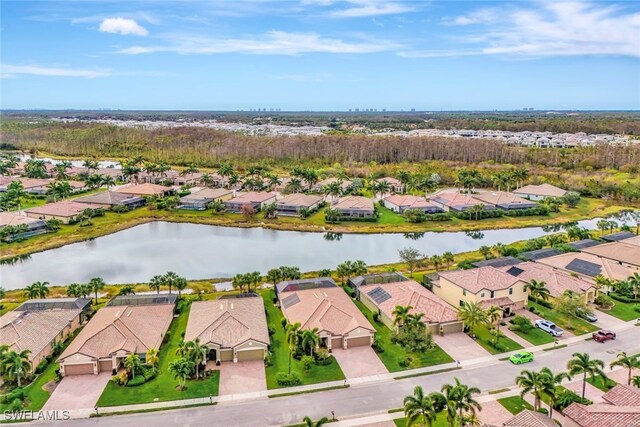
[[593, 308, 625, 330], [479, 400, 513, 427], [217, 360, 266, 395], [332, 347, 388, 379], [433, 332, 489, 361], [607, 367, 640, 385], [564, 380, 605, 403], [514, 309, 574, 339], [43, 372, 111, 411]]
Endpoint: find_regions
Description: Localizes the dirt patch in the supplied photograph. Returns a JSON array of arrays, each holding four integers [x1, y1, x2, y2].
[[42, 379, 59, 394]]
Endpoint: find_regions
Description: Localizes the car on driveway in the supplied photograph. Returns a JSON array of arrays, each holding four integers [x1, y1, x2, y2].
[[576, 308, 598, 322], [592, 330, 616, 343], [510, 351, 534, 365], [534, 319, 564, 337]]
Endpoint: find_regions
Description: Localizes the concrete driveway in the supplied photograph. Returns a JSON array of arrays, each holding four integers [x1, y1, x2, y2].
[[217, 361, 266, 395], [433, 333, 489, 361], [515, 309, 574, 339], [332, 347, 388, 379], [478, 400, 513, 427], [593, 308, 625, 330], [43, 373, 111, 411]]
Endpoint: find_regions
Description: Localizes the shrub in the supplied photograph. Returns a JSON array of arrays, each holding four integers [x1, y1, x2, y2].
[[554, 389, 591, 411], [595, 294, 614, 310], [509, 315, 534, 333], [127, 375, 146, 387], [372, 312, 380, 323], [301, 355, 314, 374], [634, 305, 640, 314], [537, 408, 549, 415], [0, 388, 25, 404], [8, 398, 23, 412], [111, 205, 130, 213], [112, 371, 129, 386], [487, 339, 507, 352], [268, 326, 276, 336], [275, 372, 301, 386], [34, 358, 49, 375], [314, 349, 332, 366], [610, 292, 639, 304], [397, 357, 409, 368]]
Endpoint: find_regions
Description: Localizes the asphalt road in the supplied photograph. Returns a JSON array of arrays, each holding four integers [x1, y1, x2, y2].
[[41, 326, 640, 427]]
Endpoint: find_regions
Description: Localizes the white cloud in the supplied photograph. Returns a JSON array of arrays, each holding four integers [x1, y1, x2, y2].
[[118, 31, 400, 55], [331, 1, 413, 17], [420, 1, 640, 58], [1, 64, 110, 78], [99, 17, 149, 36]]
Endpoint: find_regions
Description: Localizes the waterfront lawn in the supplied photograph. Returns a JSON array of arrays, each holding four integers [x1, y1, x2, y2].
[[353, 300, 453, 372], [586, 374, 617, 392], [473, 324, 523, 355], [97, 305, 220, 407], [509, 326, 556, 346], [262, 291, 345, 389], [605, 300, 640, 322], [498, 396, 534, 415], [528, 301, 598, 335]]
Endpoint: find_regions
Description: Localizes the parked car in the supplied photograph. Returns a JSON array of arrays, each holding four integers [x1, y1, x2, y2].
[[576, 308, 598, 322], [534, 319, 564, 337], [509, 351, 534, 365], [592, 330, 616, 343]]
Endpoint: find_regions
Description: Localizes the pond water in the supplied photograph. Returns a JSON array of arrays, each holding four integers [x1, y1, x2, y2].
[[1, 218, 603, 290], [17, 155, 121, 169]]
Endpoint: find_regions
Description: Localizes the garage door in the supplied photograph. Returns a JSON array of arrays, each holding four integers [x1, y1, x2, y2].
[[64, 363, 94, 376], [99, 360, 113, 373], [331, 337, 343, 349], [346, 335, 371, 348], [220, 349, 233, 362], [236, 348, 265, 362], [441, 322, 464, 334]]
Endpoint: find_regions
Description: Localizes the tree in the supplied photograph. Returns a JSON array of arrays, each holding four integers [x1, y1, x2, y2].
[[174, 277, 188, 299], [24, 281, 49, 299], [485, 306, 503, 343], [610, 352, 640, 386], [168, 357, 194, 390], [478, 246, 492, 260], [540, 367, 572, 417], [404, 385, 438, 427], [568, 352, 607, 399], [555, 290, 588, 318], [597, 219, 610, 236], [188, 338, 208, 379], [441, 377, 482, 427], [124, 353, 142, 379], [24, 159, 48, 178], [492, 243, 506, 257], [285, 322, 301, 374], [118, 285, 136, 296], [263, 202, 277, 219], [300, 328, 321, 356], [430, 255, 443, 272], [516, 369, 548, 411], [399, 247, 423, 277], [266, 268, 282, 286], [442, 252, 455, 270], [323, 181, 343, 202], [350, 260, 367, 276], [149, 275, 164, 294], [627, 273, 640, 300], [232, 273, 248, 293], [458, 302, 487, 338], [89, 277, 105, 304], [525, 279, 551, 302], [336, 261, 352, 285], [163, 271, 181, 295], [393, 305, 412, 331], [301, 416, 329, 427], [146, 348, 159, 369], [2, 349, 32, 387]]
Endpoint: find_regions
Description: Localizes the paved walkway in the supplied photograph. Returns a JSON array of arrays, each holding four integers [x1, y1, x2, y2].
[[607, 367, 640, 385], [593, 308, 625, 330], [216, 360, 267, 395], [500, 327, 531, 348], [43, 373, 111, 411], [433, 332, 489, 361], [333, 347, 388, 379]]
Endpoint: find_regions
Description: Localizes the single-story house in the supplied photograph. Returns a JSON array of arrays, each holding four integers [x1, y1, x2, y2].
[[174, 172, 204, 186], [0, 212, 48, 238], [224, 191, 276, 213], [471, 256, 523, 269], [275, 193, 323, 216], [471, 191, 538, 210], [567, 239, 602, 251], [580, 241, 640, 268], [66, 180, 90, 193], [277, 278, 375, 350], [563, 384, 640, 427], [375, 177, 405, 194], [624, 235, 640, 246], [502, 410, 556, 427], [519, 248, 564, 261], [501, 262, 598, 302], [355, 273, 462, 334], [25, 201, 103, 224], [179, 188, 233, 211], [383, 194, 443, 214], [58, 295, 175, 376], [0, 178, 52, 195], [513, 184, 568, 201], [184, 295, 269, 364], [1, 298, 91, 369], [430, 193, 496, 212], [602, 231, 638, 242], [433, 266, 528, 315], [115, 183, 173, 197], [73, 191, 146, 209], [312, 177, 352, 193], [66, 167, 123, 181], [332, 195, 376, 218], [536, 252, 639, 284]]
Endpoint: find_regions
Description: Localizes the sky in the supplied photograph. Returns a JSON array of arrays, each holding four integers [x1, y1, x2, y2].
[[1, 0, 639, 111]]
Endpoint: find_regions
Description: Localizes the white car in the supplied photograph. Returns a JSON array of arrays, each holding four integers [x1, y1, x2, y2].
[[534, 319, 564, 337]]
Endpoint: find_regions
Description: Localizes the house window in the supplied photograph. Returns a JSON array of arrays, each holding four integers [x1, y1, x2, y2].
[[490, 291, 494, 298], [509, 288, 513, 295], [462, 290, 467, 296], [459, 300, 465, 307], [481, 292, 485, 298]]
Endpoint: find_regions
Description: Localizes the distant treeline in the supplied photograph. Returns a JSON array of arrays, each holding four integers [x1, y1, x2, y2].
[[2, 120, 640, 171]]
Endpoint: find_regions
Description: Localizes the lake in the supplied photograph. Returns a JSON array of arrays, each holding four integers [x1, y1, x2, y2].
[[1, 218, 603, 289]]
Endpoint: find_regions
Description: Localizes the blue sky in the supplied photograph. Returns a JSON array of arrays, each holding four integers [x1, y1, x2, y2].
[[1, 0, 639, 110]]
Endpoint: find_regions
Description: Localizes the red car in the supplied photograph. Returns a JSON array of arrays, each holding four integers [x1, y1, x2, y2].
[[593, 330, 616, 342]]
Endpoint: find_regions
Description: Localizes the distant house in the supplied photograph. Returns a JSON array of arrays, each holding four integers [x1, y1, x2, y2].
[[624, 235, 640, 247], [184, 295, 269, 363], [224, 191, 276, 213], [602, 231, 637, 242], [332, 196, 376, 219], [179, 188, 233, 211], [115, 183, 172, 197], [352, 272, 462, 334], [277, 278, 375, 350], [563, 384, 640, 427], [174, 172, 204, 186], [275, 193, 323, 216], [73, 191, 146, 209], [430, 192, 495, 212], [0, 298, 91, 369], [25, 201, 103, 224], [58, 295, 176, 376], [471, 191, 538, 210], [312, 177, 352, 193], [0, 178, 52, 195], [537, 252, 639, 284], [580, 241, 640, 268], [0, 212, 48, 238], [383, 194, 443, 214], [513, 184, 567, 201], [375, 177, 405, 194], [502, 409, 556, 427]]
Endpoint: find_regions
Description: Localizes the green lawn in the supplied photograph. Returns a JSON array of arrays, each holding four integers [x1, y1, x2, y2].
[[473, 324, 523, 355], [498, 396, 534, 415], [376, 206, 407, 225], [353, 300, 453, 372], [393, 412, 449, 427], [508, 325, 556, 346], [528, 301, 598, 335], [605, 300, 640, 322], [97, 304, 219, 407], [262, 291, 345, 389], [586, 374, 617, 392]]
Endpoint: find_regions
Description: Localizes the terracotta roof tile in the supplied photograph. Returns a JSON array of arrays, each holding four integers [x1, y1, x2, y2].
[[438, 267, 524, 294]]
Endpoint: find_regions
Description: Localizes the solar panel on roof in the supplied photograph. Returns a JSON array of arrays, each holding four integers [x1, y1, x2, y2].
[[506, 266, 525, 277], [520, 248, 563, 261], [281, 293, 300, 309], [472, 257, 522, 269], [565, 259, 602, 277], [367, 287, 392, 304]]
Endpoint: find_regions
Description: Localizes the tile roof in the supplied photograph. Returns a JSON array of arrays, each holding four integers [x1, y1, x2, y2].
[[59, 304, 173, 360], [563, 403, 640, 427], [580, 241, 640, 267], [74, 191, 144, 206], [226, 191, 276, 204], [276, 193, 323, 208], [513, 184, 567, 198], [316, 177, 352, 189], [333, 195, 374, 211], [0, 212, 45, 227], [384, 194, 436, 209], [376, 177, 402, 186], [180, 188, 232, 201], [602, 384, 640, 406], [13, 178, 53, 189], [472, 256, 523, 269], [437, 266, 524, 294], [601, 231, 637, 242], [115, 183, 171, 196], [359, 280, 459, 324], [480, 296, 516, 309], [500, 262, 594, 298], [431, 193, 492, 210], [503, 409, 556, 427], [624, 236, 640, 246], [26, 201, 103, 217], [537, 252, 639, 282], [471, 191, 538, 208], [280, 286, 374, 336], [185, 297, 269, 348]]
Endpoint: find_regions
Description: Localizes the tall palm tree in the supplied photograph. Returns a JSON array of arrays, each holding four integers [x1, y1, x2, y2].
[[24, 281, 49, 299], [149, 275, 164, 294], [164, 271, 181, 295], [442, 377, 482, 427], [540, 367, 572, 417], [392, 305, 412, 331], [442, 252, 455, 270], [610, 352, 640, 386], [3, 350, 32, 387], [568, 352, 607, 399], [89, 277, 105, 304], [300, 328, 321, 356], [485, 306, 503, 343], [323, 181, 343, 202], [430, 255, 443, 272], [478, 246, 492, 260], [627, 272, 640, 300], [124, 353, 142, 379], [146, 348, 159, 369], [404, 385, 438, 427], [516, 369, 548, 411], [301, 416, 329, 427], [286, 322, 301, 374], [525, 279, 551, 302], [458, 302, 487, 338], [168, 357, 194, 390], [189, 338, 208, 379]]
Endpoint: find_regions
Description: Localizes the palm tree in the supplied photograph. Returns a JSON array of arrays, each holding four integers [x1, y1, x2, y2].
[[149, 275, 164, 294], [146, 348, 159, 369], [430, 255, 443, 272], [266, 268, 282, 286], [393, 305, 412, 331], [525, 279, 551, 302], [118, 285, 135, 296], [478, 246, 492, 260], [164, 271, 181, 295], [89, 277, 105, 304], [285, 322, 301, 374], [189, 338, 208, 379], [124, 353, 142, 379], [174, 277, 188, 299], [485, 306, 503, 343], [627, 272, 640, 300], [66, 283, 83, 298], [300, 328, 321, 356], [54, 161, 72, 180], [168, 357, 194, 390], [404, 385, 438, 427], [540, 367, 572, 417], [458, 302, 487, 338], [441, 377, 482, 427], [516, 369, 548, 411], [101, 175, 116, 190], [568, 352, 607, 399], [23, 281, 49, 299], [323, 181, 343, 202], [350, 260, 367, 276], [442, 252, 455, 270], [610, 352, 640, 386], [3, 350, 32, 387], [301, 416, 329, 427]]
